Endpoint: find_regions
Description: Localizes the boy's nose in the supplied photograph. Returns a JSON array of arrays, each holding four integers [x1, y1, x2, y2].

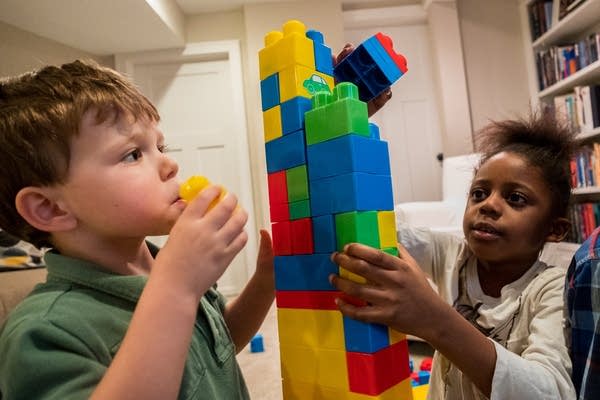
[[159, 153, 179, 180]]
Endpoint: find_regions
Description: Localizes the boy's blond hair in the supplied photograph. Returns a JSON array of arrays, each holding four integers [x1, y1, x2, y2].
[[0, 59, 160, 248]]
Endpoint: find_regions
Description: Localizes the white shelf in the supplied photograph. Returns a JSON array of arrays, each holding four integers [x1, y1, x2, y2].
[[577, 126, 600, 141], [538, 60, 600, 99], [572, 186, 600, 195], [523, 0, 600, 204], [532, 0, 600, 50]]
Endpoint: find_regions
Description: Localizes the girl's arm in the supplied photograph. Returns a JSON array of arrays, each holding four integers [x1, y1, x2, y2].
[[330, 243, 497, 396], [223, 229, 275, 351], [488, 269, 575, 399]]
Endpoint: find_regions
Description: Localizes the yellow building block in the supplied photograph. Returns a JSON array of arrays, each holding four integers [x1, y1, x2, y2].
[[259, 20, 316, 80], [388, 328, 406, 345], [412, 384, 428, 400], [340, 267, 367, 284], [279, 64, 334, 103], [277, 308, 345, 350], [283, 379, 348, 400], [377, 211, 397, 249], [347, 377, 414, 400], [263, 104, 282, 142], [280, 345, 348, 390], [282, 377, 414, 400]]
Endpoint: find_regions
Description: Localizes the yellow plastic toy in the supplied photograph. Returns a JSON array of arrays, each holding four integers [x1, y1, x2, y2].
[[179, 176, 226, 209]]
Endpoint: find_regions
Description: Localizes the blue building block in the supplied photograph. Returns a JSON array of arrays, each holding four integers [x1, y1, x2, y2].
[[333, 35, 403, 102], [418, 371, 431, 385], [369, 122, 380, 140], [274, 254, 338, 291], [265, 130, 307, 173], [309, 172, 394, 216], [306, 134, 390, 180], [362, 35, 402, 84], [280, 96, 312, 135], [312, 214, 337, 254], [250, 334, 265, 353], [306, 29, 333, 75], [260, 73, 280, 111], [343, 316, 389, 353]]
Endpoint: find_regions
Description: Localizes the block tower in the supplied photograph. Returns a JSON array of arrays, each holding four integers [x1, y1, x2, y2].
[[258, 20, 412, 399]]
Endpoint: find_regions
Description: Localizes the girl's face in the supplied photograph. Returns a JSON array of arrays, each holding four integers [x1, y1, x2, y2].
[[462, 151, 557, 270]]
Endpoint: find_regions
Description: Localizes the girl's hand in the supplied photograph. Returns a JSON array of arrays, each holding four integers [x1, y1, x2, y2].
[[330, 242, 449, 340], [334, 43, 393, 117], [156, 185, 248, 302]]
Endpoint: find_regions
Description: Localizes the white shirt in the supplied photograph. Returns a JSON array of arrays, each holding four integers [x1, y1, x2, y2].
[[397, 224, 575, 400]]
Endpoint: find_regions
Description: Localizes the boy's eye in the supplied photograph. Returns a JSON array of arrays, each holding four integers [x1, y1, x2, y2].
[[123, 149, 142, 163], [158, 144, 168, 153]]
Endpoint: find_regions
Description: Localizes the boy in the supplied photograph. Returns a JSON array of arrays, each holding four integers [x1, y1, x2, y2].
[[0, 59, 275, 399], [566, 227, 600, 399]]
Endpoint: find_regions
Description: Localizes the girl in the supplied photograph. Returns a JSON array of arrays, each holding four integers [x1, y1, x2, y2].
[[330, 112, 576, 399]]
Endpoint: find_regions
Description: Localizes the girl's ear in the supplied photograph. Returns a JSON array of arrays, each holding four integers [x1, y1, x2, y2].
[[546, 217, 571, 243], [15, 187, 76, 233]]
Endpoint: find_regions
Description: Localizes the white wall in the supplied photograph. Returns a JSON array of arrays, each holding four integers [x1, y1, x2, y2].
[[241, 1, 346, 228], [0, 21, 112, 77], [458, 0, 530, 133], [0, 0, 533, 216]]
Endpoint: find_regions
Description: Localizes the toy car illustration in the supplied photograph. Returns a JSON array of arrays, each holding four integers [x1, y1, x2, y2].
[[303, 74, 330, 95]]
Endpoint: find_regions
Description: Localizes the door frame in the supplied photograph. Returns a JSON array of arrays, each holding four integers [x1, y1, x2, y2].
[[115, 41, 258, 282]]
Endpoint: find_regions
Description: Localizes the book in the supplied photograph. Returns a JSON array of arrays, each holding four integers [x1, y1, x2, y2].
[[577, 85, 595, 132], [559, 0, 587, 20], [591, 85, 600, 128]]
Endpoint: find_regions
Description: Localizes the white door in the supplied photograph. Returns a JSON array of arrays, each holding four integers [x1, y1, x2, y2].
[[345, 23, 444, 202], [116, 42, 256, 296]]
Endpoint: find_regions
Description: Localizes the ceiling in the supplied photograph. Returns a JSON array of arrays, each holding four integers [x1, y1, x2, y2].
[[175, 0, 417, 13], [0, 0, 420, 55]]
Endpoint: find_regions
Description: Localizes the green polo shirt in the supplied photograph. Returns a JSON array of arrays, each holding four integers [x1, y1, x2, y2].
[[0, 246, 250, 399]]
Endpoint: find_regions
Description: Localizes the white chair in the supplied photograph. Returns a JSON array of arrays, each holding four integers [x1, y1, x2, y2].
[[394, 153, 480, 237]]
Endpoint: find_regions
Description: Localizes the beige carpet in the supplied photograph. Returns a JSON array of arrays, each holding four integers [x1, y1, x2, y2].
[[236, 303, 434, 399]]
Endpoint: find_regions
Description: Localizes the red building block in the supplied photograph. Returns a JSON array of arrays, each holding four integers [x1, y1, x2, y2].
[[346, 339, 411, 395], [276, 290, 340, 310], [272, 221, 292, 255], [291, 217, 314, 254], [268, 170, 288, 205], [375, 32, 408, 74], [270, 202, 290, 222]]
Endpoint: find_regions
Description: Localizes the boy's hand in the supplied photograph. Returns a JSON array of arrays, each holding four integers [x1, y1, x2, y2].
[[334, 43, 393, 117], [222, 229, 274, 350], [156, 185, 248, 302], [330, 243, 450, 341]]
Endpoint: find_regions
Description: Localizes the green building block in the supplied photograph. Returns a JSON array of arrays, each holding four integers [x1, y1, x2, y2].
[[382, 247, 399, 257], [304, 82, 370, 145], [289, 199, 311, 220], [335, 211, 380, 251], [286, 164, 309, 202]]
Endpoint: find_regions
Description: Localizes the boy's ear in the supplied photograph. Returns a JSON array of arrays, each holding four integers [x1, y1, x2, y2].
[[15, 187, 76, 233], [546, 217, 570, 243]]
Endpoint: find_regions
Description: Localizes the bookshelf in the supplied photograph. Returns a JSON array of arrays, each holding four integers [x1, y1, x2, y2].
[[522, 0, 600, 242]]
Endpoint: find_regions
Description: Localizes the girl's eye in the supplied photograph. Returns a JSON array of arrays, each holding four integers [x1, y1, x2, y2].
[[507, 192, 527, 205], [158, 144, 168, 153], [123, 149, 142, 163], [470, 188, 487, 202]]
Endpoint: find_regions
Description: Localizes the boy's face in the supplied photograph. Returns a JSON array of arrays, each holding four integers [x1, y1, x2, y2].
[[462, 151, 554, 269], [56, 110, 185, 241]]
